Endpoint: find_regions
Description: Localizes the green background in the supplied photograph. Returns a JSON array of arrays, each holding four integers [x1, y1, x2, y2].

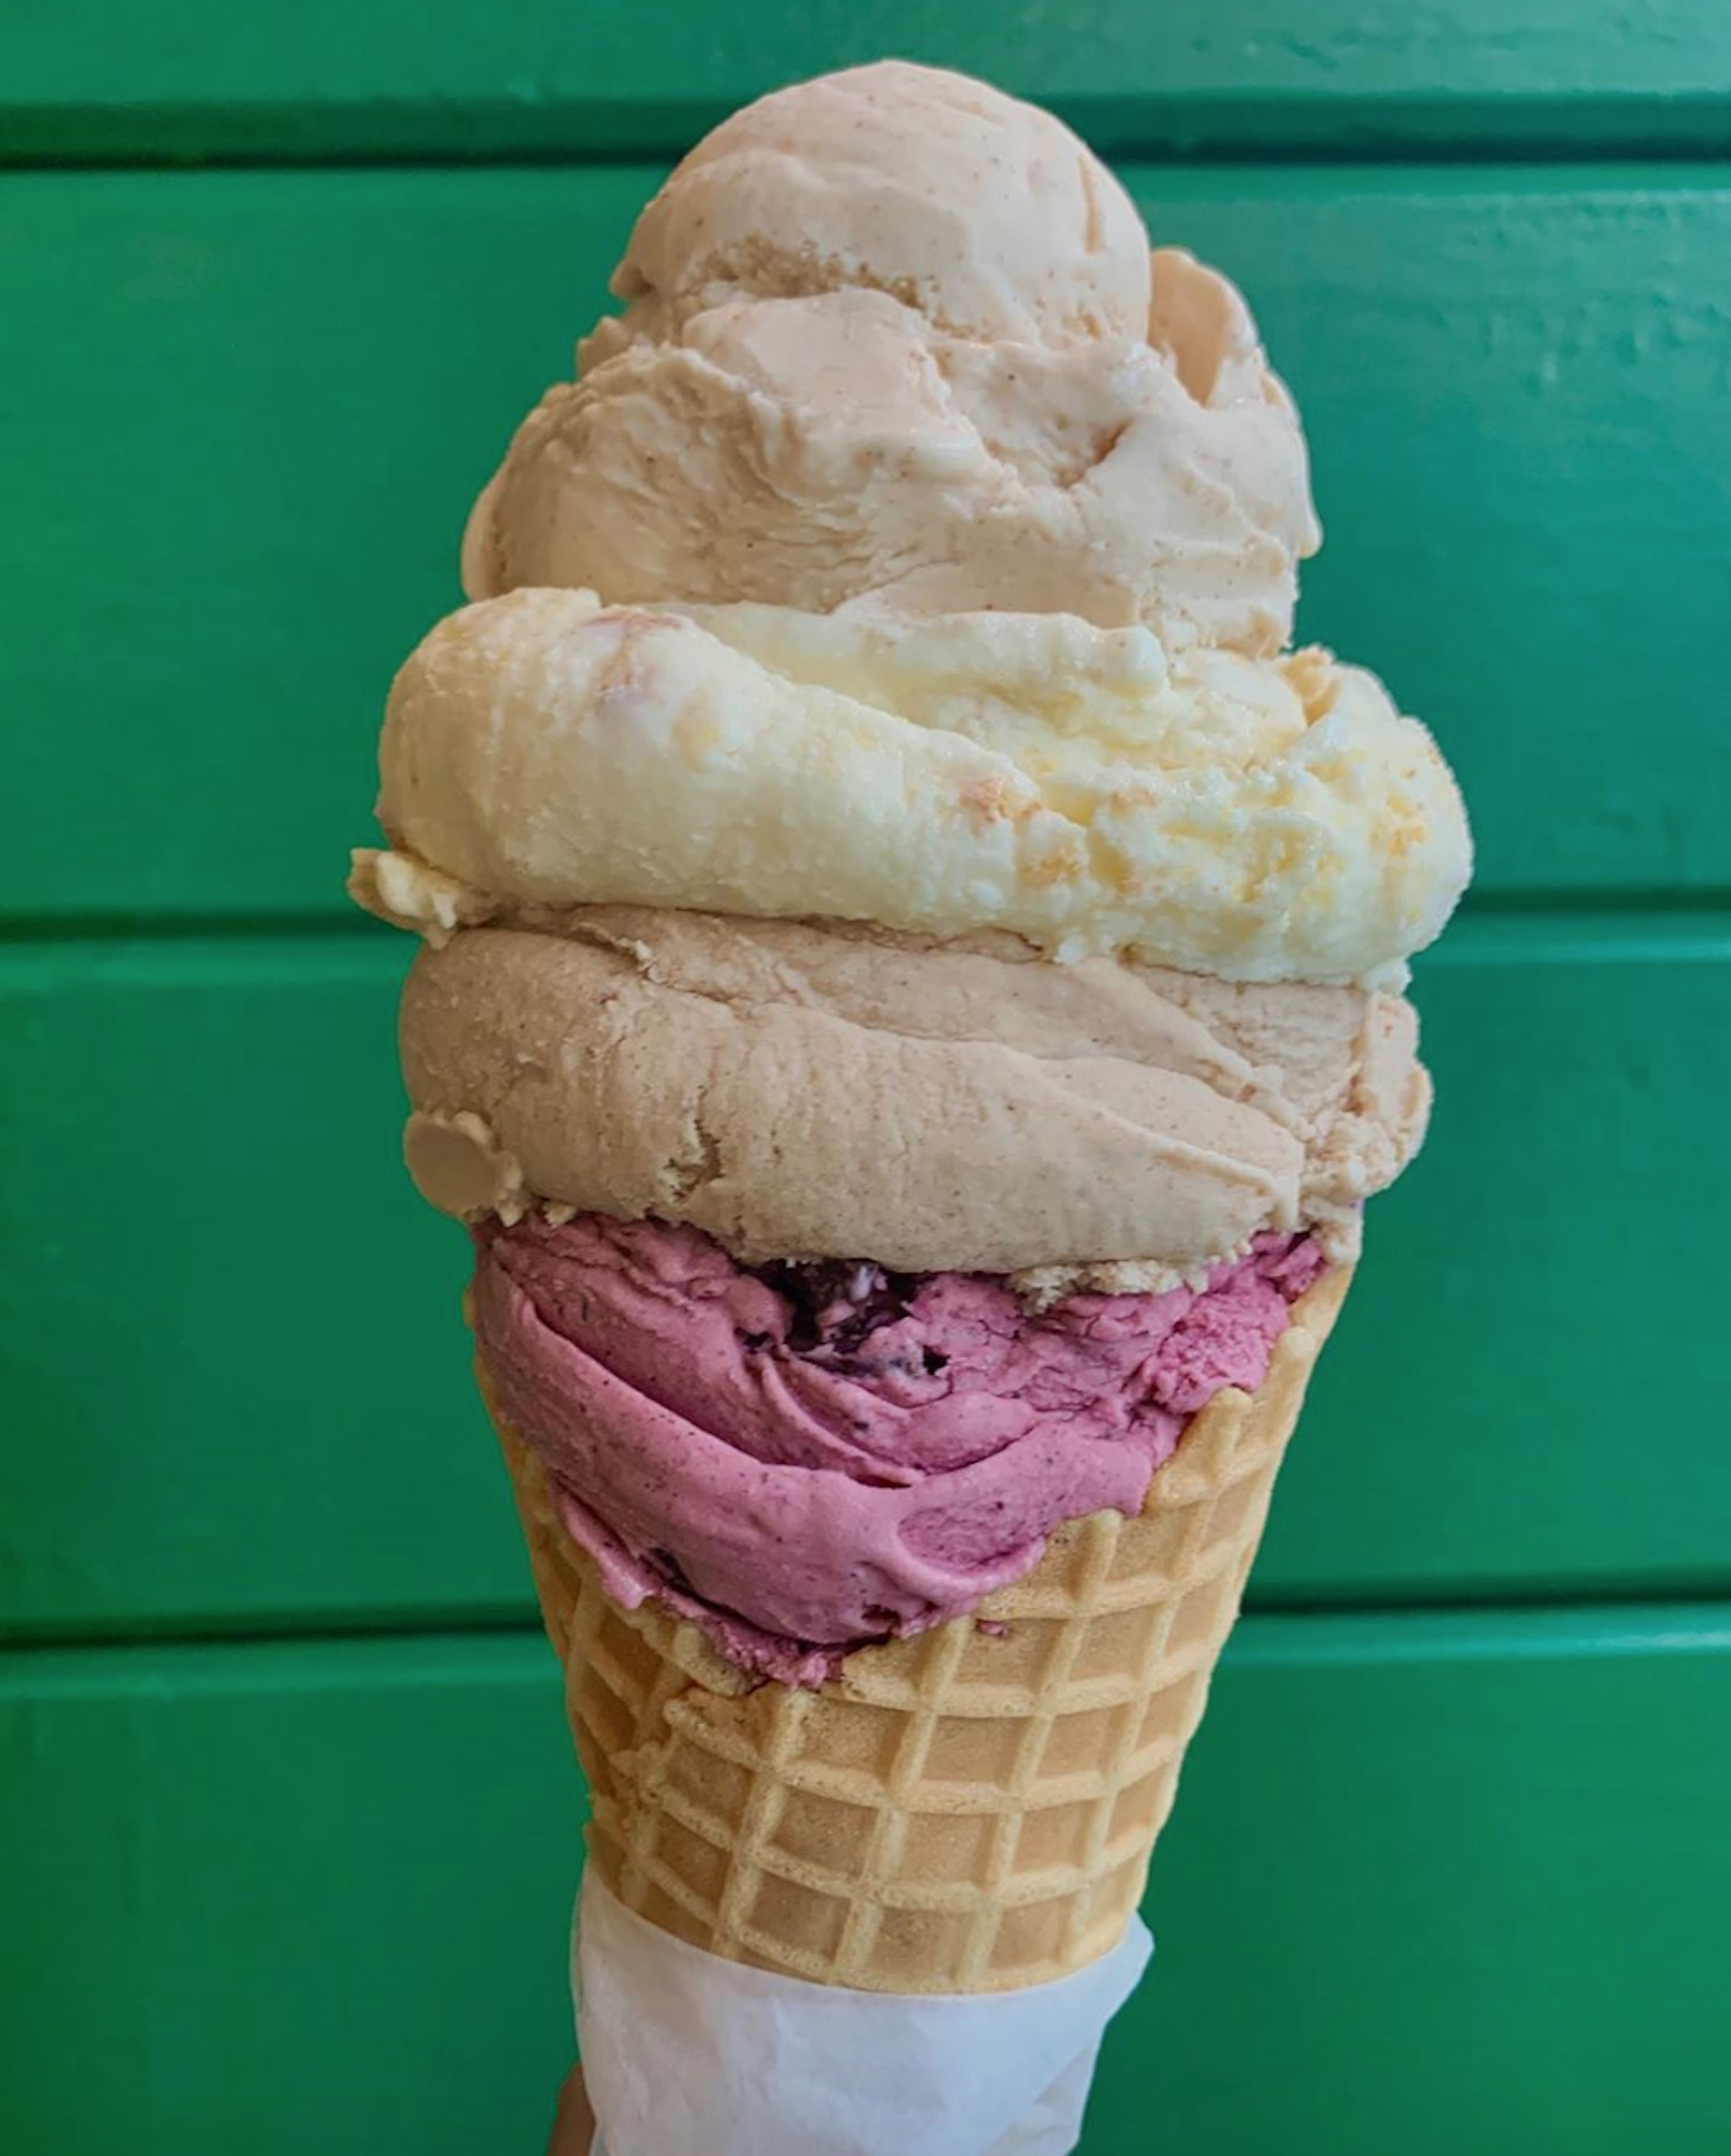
[[3, 6, 1729, 2151]]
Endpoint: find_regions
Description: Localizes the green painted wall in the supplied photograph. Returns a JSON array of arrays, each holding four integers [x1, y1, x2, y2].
[[3, 9, 1728, 2152]]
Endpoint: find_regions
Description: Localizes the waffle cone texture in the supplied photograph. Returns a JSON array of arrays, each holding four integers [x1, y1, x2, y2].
[[487, 1265, 1350, 1995]]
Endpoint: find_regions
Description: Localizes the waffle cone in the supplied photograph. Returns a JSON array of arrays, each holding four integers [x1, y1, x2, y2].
[[489, 1265, 1350, 1994]]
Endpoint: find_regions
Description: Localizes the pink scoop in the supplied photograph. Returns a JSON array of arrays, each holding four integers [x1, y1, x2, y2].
[[473, 1213, 1326, 1684]]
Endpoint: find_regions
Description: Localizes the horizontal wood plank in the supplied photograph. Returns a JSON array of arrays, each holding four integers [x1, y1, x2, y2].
[[1262, 911, 1731, 1600], [1104, 1606, 1731, 2156], [3, 168, 1726, 924], [0, 937, 519, 1637], [2, 1608, 1726, 2153], [0, 1633, 580, 2156], [3, 920, 1726, 1638], [5, 3, 1730, 160]]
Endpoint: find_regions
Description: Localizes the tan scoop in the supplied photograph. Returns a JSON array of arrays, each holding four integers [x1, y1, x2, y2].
[[486, 1265, 1349, 1996]]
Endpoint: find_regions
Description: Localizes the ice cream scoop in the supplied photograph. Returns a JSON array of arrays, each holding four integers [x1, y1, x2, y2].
[[473, 1210, 1327, 1681], [357, 595, 1469, 986], [604, 59, 1152, 345], [395, 908, 1427, 1285], [461, 61, 1319, 656]]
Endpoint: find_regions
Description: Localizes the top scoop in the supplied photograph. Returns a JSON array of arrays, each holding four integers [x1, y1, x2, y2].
[[461, 62, 1322, 659], [608, 59, 1154, 344]]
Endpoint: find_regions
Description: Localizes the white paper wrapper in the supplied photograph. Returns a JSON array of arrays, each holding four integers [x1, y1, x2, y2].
[[576, 1869, 1153, 2156]]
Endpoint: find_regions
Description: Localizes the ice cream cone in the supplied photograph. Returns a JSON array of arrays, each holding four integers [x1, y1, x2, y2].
[[349, 56, 1471, 2150], [486, 1265, 1350, 1996]]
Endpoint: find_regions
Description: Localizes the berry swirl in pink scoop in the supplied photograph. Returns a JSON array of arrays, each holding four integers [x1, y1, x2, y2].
[[474, 1212, 1326, 1684]]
